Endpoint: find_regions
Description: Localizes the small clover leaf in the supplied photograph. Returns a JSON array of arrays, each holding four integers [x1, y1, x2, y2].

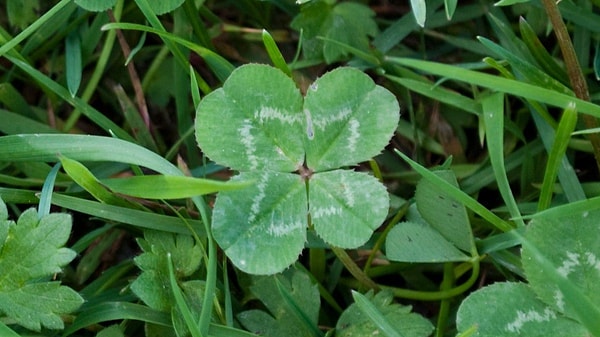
[[0, 197, 83, 331], [196, 64, 399, 274]]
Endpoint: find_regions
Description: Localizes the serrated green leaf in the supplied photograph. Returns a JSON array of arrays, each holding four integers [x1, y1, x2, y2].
[[130, 230, 202, 312], [237, 268, 320, 337], [310, 170, 389, 248], [386, 221, 470, 263], [212, 171, 307, 275], [456, 282, 587, 337], [415, 169, 474, 252], [74, 0, 116, 11], [291, 1, 378, 63], [0, 199, 83, 331], [304, 67, 399, 171], [196, 64, 305, 172], [336, 290, 433, 337], [523, 210, 600, 322]]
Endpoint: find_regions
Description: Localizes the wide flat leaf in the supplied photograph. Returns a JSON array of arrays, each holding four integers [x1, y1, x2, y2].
[[456, 282, 587, 337], [386, 221, 470, 263], [304, 67, 399, 171], [415, 169, 474, 252], [336, 290, 433, 337], [0, 199, 83, 331], [196, 64, 305, 172], [212, 171, 307, 275], [310, 170, 389, 248], [237, 268, 320, 337], [522, 209, 600, 320]]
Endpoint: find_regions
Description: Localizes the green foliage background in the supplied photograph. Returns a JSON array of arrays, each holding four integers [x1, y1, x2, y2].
[[1, 0, 600, 336]]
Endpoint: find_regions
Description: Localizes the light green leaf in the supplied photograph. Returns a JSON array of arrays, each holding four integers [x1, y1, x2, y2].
[[310, 170, 389, 248], [237, 268, 320, 337], [130, 230, 203, 312], [337, 290, 433, 337], [291, 1, 378, 63], [196, 64, 305, 172], [304, 67, 399, 171], [456, 282, 587, 337], [410, 0, 426, 27], [415, 169, 474, 252], [523, 209, 600, 321], [0, 199, 83, 331], [6, 0, 40, 29], [212, 172, 307, 275], [74, 0, 116, 11], [101, 175, 252, 199], [386, 221, 470, 263], [66, 30, 82, 97]]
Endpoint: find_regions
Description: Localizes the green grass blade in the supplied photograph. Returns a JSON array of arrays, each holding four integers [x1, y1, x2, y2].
[[167, 253, 204, 337], [102, 21, 234, 83], [262, 29, 292, 77], [62, 302, 171, 336], [0, 188, 39, 204], [101, 175, 252, 199], [0, 108, 58, 134], [51, 193, 205, 235], [0, 0, 71, 58], [0, 322, 21, 337], [0, 134, 180, 176], [385, 57, 600, 118], [4, 56, 133, 141], [351, 291, 404, 337], [275, 276, 323, 337], [38, 162, 62, 218], [395, 150, 514, 232], [482, 93, 524, 227], [538, 103, 578, 211], [65, 30, 82, 97]]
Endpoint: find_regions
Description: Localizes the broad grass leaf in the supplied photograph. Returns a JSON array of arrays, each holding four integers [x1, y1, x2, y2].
[[237, 268, 320, 337], [310, 170, 389, 248], [196, 64, 304, 172], [522, 210, 600, 322], [456, 282, 587, 337], [211, 172, 307, 275], [304, 67, 399, 171], [0, 198, 83, 331], [337, 290, 433, 337]]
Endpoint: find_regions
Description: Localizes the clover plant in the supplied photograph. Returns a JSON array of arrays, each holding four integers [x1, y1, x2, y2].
[[456, 209, 600, 336], [196, 64, 399, 274]]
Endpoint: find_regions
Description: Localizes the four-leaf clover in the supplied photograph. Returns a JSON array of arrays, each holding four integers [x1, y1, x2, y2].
[[196, 64, 399, 274]]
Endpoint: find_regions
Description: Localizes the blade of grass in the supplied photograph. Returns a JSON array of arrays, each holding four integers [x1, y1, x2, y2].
[[0, 108, 58, 134], [51, 193, 205, 235], [0, 0, 71, 58], [38, 162, 62, 218], [4, 56, 133, 141], [538, 103, 578, 211], [385, 57, 600, 118], [65, 30, 82, 97], [262, 29, 292, 77], [275, 276, 324, 337], [101, 175, 252, 199], [0, 134, 180, 176], [167, 253, 204, 337], [395, 149, 514, 232], [482, 93, 524, 227], [0, 322, 21, 337], [351, 290, 404, 337]]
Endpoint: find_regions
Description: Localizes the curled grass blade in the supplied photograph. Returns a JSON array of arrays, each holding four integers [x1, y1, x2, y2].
[[38, 163, 62, 218]]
